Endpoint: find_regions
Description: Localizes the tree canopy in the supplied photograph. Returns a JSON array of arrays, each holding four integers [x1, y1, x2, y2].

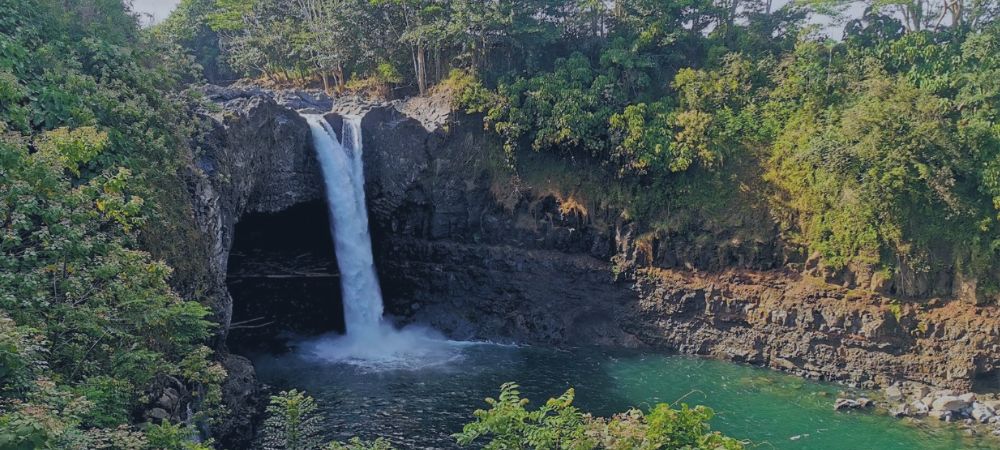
[[162, 0, 999, 295]]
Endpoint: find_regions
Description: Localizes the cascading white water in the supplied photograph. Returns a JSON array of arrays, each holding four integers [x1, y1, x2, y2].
[[298, 113, 465, 370], [304, 114, 383, 336]]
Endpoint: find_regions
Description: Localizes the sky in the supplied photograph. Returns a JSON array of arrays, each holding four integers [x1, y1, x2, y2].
[[131, 0, 181, 25], [128, 0, 855, 36]]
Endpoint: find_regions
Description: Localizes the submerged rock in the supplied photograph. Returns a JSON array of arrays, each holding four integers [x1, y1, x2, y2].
[[834, 398, 856, 410], [834, 398, 872, 411]]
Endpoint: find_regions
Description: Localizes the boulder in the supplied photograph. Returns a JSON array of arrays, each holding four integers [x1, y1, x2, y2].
[[146, 407, 170, 422], [971, 403, 995, 423], [909, 384, 931, 400], [273, 89, 333, 112], [157, 387, 180, 410], [834, 397, 872, 410], [931, 395, 970, 413], [983, 400, 1000, 411], [885, 383, 904, 402], [889, 404, 910, 417], [910, 400, 930, 416], [932, 389, 958, 398], [216, 354, 263, 450]]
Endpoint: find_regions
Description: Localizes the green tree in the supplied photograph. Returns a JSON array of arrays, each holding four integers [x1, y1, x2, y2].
[[263, 390, 325, 450], [155, 0, 234, 83], [1, 1, 225, 447]]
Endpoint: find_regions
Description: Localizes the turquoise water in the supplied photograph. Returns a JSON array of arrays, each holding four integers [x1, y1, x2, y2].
[[251, 344, 999, 449]]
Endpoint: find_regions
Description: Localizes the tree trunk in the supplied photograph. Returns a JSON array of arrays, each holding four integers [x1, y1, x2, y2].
[[417, 41, 427, 96], [435, 46, 442, 85], [470, 43, 479, 73], [321, 72, 330, 95], [336, 62, 345, 91], [416, 43, 427, 96], [725, 0, 739, 43], [411, 46, 419, 84]]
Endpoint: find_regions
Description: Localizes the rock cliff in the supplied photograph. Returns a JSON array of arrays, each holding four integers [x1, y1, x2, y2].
[[190, 85, 322, 333], [184, 86, 322, 446], [323, 95, 1000, 392], [188, 86, 1000, 443]]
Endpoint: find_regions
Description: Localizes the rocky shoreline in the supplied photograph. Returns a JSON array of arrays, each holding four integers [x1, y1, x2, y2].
[[832, 382, 1000, 440], [886, 382, 1000, 430]]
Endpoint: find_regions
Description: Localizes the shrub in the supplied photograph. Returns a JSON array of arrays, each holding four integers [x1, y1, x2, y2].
[[262, 390, 325, 450], [146, 421, 214, 450], [454, 382, 744, 449]]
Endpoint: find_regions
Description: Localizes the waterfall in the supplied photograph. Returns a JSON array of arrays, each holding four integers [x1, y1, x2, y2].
[[303, 114, 383, 336], [297, 113, 464, 370]]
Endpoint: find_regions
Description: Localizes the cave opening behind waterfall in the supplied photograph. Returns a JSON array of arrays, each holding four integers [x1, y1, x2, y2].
[[226, 200, 345, 350]]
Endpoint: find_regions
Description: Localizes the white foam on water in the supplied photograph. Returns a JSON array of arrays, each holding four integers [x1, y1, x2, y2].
[[295, 324, 471, 371]]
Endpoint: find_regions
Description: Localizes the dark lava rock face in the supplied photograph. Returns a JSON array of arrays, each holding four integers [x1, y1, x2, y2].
[[189, 86, 1000, 445], [326, 94, 1000, 393], [185, 86, 325, 445]]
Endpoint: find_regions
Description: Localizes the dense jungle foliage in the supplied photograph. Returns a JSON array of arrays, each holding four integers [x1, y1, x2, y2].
[[165, 0, 1000, 299], [0, 1, 221, 448]]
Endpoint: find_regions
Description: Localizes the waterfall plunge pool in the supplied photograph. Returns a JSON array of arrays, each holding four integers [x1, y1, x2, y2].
[[240, 113, 997, 449], [249, 344, 1000, 450]]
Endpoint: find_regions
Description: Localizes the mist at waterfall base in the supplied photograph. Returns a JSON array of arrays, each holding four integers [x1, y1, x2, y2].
[[299, 114, 468, 370]]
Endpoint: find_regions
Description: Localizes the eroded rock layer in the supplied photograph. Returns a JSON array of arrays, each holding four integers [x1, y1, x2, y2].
[[326, 96, 1000, 392]]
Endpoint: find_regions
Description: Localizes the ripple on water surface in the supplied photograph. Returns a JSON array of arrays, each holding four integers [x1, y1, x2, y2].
[[251, 345, 1000, 449]]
